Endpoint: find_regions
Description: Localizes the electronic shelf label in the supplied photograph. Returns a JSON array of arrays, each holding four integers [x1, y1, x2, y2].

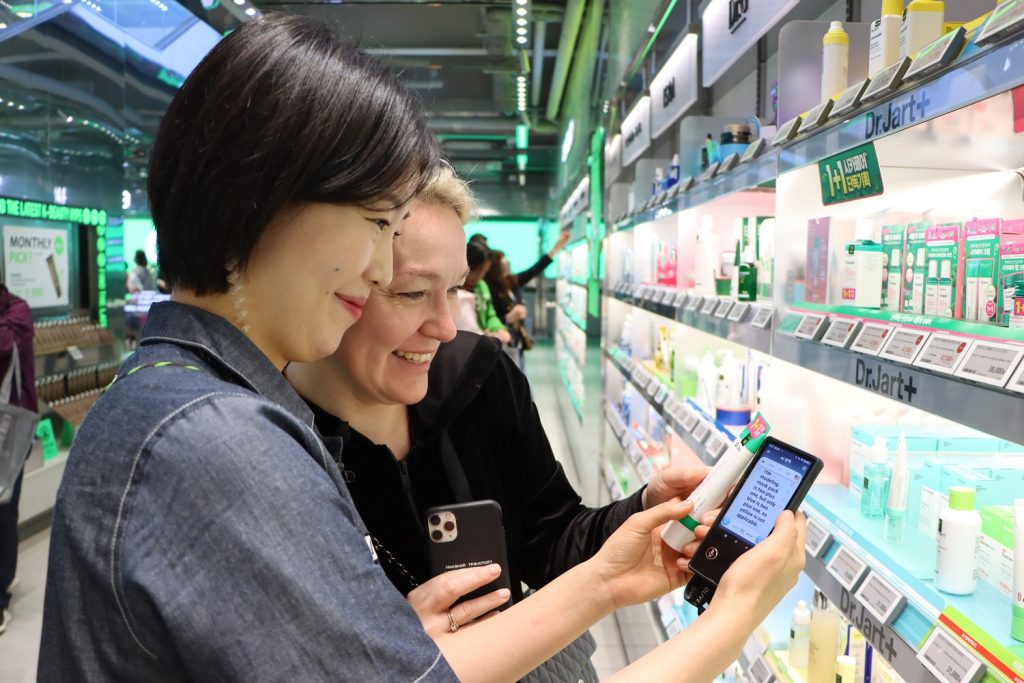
[[741, 137, 767, 163], [742, 636, 765, 665], [826, 545, 870, 591], [650, 288, 666, 304], [861, 56, 912, 102], [704, 432, 728, 460], [673, 291, 689, 307], [798, 99, 834, 134], [692, 420, 711, 443], [654, 385, 670, 406], [850, 323, 894, 356], [748, 655, 776, 683], [750, 305, 774, 329], [772, 116, 802, 146], [681, 408, 700, 432], [643, 287, 658, 301], [701, 297, 720, 316], [727, 301, 751, 322], [913, 333, 972, 374], [700, 161, 722, 183], [878, 327, 931, 364], [916, 626, 987, 683], [831, 79, 871, 118], [714, 299, 734, 318], [794, 313, 829, 341], [854, 571, 906, 625], [821, 318, 862, 349], [687, 295, 704, 311], [720, 152, 740, 173], [804, 516, 833, 558], [952, 340, 1024, 388], [679, 176, 696, 192], [1006, 358, 1024, 396], [904, 26, 967, 82], [977, 0, 1024, 45]]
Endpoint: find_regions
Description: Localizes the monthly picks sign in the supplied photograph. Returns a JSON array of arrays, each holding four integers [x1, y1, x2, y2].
[[3, 225, 71, 308]]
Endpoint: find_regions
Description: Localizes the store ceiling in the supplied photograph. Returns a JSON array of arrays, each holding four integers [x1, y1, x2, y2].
[[254, 0, 567, 199]]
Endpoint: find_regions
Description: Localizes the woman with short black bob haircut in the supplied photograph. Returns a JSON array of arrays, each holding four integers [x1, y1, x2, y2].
[[39, 15, 459, 682]]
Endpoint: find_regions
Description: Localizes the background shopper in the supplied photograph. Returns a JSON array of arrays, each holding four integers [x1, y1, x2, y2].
[[460, 240, 510, 343], [126, 250, 156, 294], [0, 281, 36, 637]]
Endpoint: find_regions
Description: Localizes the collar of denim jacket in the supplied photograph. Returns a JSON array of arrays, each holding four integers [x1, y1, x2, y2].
[[138, 300, 316, 430]]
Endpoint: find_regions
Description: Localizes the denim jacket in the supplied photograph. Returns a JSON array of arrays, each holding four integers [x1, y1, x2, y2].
[[38, 302, 456, 682]]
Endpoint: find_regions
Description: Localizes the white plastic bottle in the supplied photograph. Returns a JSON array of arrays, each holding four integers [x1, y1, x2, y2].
[[789, 600, 811, 669], [935, 486, 982, 595], [808, 590, 840, 683], [870, 0, 904, 75], [821, 21, 849, 101], [900, 0, 945, 59], [836, 655, 857, 683]]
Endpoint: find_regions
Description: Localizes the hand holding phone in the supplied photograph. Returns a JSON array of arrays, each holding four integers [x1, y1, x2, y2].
[[407, 564, 511, 637], [425, 500, 512, 611]]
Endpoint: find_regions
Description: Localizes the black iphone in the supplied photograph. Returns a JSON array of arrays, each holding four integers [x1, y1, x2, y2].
[[425, 500, 513, 611], [685, 437, 822, 612]]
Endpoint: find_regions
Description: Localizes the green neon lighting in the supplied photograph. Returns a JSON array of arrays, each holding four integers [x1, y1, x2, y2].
[[435, 134, 508, 142], [587, 127, 605, 319], [626, 0, 679, 85], [515, 124, 530, 150], [516, 153, 528, 171], [0, 197, 106, 227], [157, 68, 185, 89]]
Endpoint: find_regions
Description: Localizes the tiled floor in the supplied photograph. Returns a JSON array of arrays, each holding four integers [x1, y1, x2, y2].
[[0, 342, 638, 681]]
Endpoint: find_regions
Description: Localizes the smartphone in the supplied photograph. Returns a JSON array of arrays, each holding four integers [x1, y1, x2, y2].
[[685, 437, 822, 611], [425, 500, 512, 610]]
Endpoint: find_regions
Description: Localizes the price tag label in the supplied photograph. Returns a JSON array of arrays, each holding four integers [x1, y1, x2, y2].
[[742, 636, 765, 665], [977, 0, 1024, 45], [665, 615, 682, 638], [905, 26, 966, 82], [674, 291, 689, 307], [1006, 358, 1024, 396], [700, 161, 721, 182], [798, 99, 833, 134], [692, 421, 711, 443], [681, 408, 699, 432], [826, 545, 870, 591], [727, 301, 751, 322], [714, 299, 734, 318], [720, 152, 740, 173], [953, 340, 1024, 388], [850, 323, 894, 356], [750, 306, 774, 329], [687, 295, 703, 311], [654, 385, 670, 406], [821, 319, 861, 349], [855, 571, 906, 625], [741, 137, 766, 163], [861, 56, 911, 102], [701, 298, 720, 316], [644, 287, 658, 302], [772, 115, 802, 145], [917, 626, 987, 683], [805, 516, 833, 558], [831, 79, 871, 118], [879, 327, 931, 364], [794, 314, 828, 341], [651, 288, 666, 304], [67, 345, 85, 362], [637, 286, 650, 301], [704, 432, 728, 460], [748, 655, 776, 683], [914, 333, 971, 374]]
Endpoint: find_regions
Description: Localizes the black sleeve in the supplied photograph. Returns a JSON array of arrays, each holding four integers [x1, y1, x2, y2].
[[514, 254, 552, 289], [496, 354, 646, 589], [492, 292, 512, 326]]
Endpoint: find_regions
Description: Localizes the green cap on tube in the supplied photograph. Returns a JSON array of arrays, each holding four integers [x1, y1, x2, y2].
[[1013, 604, 1024, 643], [948, 486, 976, 511]]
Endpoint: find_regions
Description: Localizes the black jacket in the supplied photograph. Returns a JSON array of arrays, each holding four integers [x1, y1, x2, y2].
[[314, 331, 644, 602], [492, 254, 551, 349]]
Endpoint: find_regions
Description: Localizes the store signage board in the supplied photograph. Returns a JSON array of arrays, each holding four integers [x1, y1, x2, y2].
[[821, 319, 862, 349], [861, 56, 912, 103], [878, 327, 930, 364], [977, 0, 1024, 45], [831, 79, 871, 119], [702, 0, 799, 87], [621, 96, 652, 166], [854, 571, 906, 625], [917, 627, 987, 683], [798, 99, 834, 135], [714, 299, 734, 318], [772, 116, 803, 146], [720, 152, 741, 174], [3, 225, 72, 309], [651, 33, 700, 138], [905, 26, 967, 82], [747, 655, 777, 683], [751, 306, 774, 329], [851, 323, 894, 356], [952, 340, 1024, 388], [794, 314, 828, 341], [819, 142, 884, 206], [914, 333, 972, 374], [1007, 359, 1024, 396], [0, 196, 108, 226], [701, 298, 720, 316], [66, 345, 85, 362], [741, 137, 767, 163], [805, 517, 833, 558], [727, 302, 751, 322], [827, 545, 870, 591]]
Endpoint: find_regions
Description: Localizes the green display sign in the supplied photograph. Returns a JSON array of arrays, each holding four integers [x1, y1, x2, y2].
[[0, 196, 107, 227], [36, 418, 59, 462], [818, 142, 884, 205]]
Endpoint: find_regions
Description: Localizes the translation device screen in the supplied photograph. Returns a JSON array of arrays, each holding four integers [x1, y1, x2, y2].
[[720, 443, 811, 546]]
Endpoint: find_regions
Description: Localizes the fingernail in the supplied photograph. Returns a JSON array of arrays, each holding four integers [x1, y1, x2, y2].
[[678, 559, 689, 571], [488, 564, 501, 576], [498, 589, 510, 599]]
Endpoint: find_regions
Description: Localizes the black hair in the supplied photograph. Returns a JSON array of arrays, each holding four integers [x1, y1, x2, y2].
[[468, 233, 488, 245], [134, 250, 148, 268], [148, 14, 439, 295], [467, 241, 491, 271]]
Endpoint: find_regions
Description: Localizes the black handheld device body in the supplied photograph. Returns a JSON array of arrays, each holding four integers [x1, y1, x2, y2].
[[684, 437, 823, 613], [425, 499, 513, 611]]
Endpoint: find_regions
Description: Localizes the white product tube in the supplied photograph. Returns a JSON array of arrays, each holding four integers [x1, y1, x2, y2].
[[1013, 499, 1024, 642], [661, 414, 771, 551], [821, 22, 850, 101]]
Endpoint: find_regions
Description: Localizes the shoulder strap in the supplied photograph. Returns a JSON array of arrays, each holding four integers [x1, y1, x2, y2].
[[0, 342, 19, 404], [439, 430, 473, 503]]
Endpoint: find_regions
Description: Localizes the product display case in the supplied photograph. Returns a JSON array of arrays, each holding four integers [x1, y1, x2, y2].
[[597, 9, 1024, 682]]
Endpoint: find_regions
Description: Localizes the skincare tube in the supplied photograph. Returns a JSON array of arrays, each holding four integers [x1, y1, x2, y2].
[[661, 413, 771, 551], [885, 432, 909, 544], [1013, 499, 1024, 642]]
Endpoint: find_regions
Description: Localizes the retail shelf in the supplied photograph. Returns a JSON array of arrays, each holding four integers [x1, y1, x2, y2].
[[556, 329, 585, 373], [558, 302, 587, 333], [778, 30, 1024, 173], [801, 484, 1024, 683], [772, 328, 1024, 446], [558, 366, 583, 422], [566, 278, 588, 289]]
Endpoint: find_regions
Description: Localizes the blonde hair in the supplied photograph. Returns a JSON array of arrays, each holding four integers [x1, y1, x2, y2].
[[417, 163, 477, 224]]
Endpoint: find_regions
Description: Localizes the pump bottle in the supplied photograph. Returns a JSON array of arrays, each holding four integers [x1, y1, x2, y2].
[[788, 600, 811, 669], [808, 590, 840, 683], [668, 153, 681, 188], [861, 437, 891, 520], [821, 21, 849, 101], [885, 432, 909, 543], [870, 0, 904, 75], [936, 486, 982, 595]]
